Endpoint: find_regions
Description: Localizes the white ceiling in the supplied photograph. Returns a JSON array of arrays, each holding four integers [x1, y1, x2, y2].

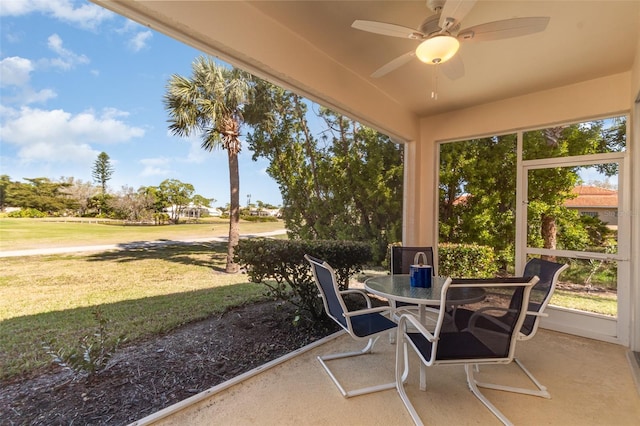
[[247, 0, 638, 116], [94, 1, 638, 120]]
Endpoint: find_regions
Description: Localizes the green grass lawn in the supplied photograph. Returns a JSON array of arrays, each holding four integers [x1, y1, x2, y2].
[[0, 218, 285, 381], [0, 217, 285, 251], [551, 289, 617, 316], [0, 218, 619, 380]]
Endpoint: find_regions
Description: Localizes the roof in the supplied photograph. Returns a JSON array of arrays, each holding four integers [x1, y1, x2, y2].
[[564, 185, 618, 208]]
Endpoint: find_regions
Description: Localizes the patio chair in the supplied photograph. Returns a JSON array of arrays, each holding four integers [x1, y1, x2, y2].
[[395, 276, 539, 426], [305, 254, 398, 398], [389, 246, 437, 334], [390, 246, 435, 310], [451, 258, 568, 398], [390, 246, 435, 275]]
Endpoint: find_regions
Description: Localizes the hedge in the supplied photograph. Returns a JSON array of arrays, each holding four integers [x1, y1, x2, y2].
[[234, 239, 371, 320]]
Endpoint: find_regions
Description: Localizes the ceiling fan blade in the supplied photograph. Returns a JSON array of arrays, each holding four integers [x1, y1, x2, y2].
[[440, 54, 465, 80], [352, 20, 423, 39], [371, 51, 416, 78], [458, 17, 550, 42], [439, 0, 477, 30]]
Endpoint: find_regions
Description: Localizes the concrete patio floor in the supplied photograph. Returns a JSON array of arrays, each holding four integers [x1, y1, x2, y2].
[[132, 329, 640, 425]]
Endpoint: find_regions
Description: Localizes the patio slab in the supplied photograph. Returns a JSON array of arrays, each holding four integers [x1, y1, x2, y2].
[[132, 329, 640, 425]]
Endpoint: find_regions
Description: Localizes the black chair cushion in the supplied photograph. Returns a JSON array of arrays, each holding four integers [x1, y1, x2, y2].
[[407, 331, 506, 361], [350, 312, 397, 338]]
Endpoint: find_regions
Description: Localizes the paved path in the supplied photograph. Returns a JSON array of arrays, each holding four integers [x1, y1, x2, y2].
[[0, 229, 287, 258]]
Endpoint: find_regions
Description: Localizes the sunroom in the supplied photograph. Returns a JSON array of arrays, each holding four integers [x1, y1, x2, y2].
[[91, 0, 640, 424]]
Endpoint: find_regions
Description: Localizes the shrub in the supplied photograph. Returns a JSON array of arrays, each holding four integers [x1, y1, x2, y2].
[[240, 215, 278, 222], [386, 242, 498, 277], [235, 239, 371, 320], [7, 208, 46, 218], [42, 307, 125, 379], [438, 243, 498, 277]]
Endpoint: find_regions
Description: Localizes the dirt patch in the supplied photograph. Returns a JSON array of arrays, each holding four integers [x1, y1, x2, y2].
[[0, 301, 339, 425]]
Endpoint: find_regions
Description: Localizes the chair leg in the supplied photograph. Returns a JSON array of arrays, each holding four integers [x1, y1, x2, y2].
[[465, 364, 514, 426], [396, 338, 423, 425], [318, 336, 395, 398], [473, 357, 551, 398]]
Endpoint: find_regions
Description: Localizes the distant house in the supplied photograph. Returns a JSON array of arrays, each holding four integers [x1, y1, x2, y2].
[[249, 208, 281, 218], [564, 185, 618, 226], [166, 204, 222, 218]]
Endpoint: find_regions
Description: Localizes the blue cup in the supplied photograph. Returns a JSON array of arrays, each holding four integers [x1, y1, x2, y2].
[[410, 265, 432, 288]]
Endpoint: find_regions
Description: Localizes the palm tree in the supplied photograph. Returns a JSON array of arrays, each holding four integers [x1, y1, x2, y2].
[[164, 56, 251, 273]]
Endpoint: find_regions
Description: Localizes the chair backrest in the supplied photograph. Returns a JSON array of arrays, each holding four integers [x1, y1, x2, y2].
[[390, 246, 435, 275], [517, 258, 569, 338], [304, 254, 349, 330], [431, 277, 538, 363]]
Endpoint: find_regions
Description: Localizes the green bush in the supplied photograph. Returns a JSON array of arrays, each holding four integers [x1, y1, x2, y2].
[[7, 208, 46, 218], [240, 215, 279, 222], [437, 243, 498, 278], [386, 242, 498, 278], [235, 239, 371, 320]]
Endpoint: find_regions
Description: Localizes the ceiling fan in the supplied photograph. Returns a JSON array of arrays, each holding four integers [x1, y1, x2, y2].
[[352, 0, 550, 80]]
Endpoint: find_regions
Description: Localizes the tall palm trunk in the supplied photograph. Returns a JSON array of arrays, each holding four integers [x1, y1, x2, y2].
[[226, 149, 240, 273]]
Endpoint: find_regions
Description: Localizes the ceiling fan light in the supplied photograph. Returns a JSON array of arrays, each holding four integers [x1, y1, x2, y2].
[[415, 35, 460, 64]]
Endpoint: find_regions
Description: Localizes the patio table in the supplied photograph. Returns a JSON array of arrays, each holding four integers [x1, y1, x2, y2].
[[365, 274, 486, 390], [364, 275, 485, 324]]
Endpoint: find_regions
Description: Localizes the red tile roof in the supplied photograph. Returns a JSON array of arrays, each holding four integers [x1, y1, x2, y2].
[[564, 185, 618, 208]]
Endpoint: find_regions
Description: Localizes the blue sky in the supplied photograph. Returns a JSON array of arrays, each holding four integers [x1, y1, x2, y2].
[[0, 0, 285, 207]]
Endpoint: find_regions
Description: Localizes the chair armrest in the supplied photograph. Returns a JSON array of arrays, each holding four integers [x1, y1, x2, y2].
[[451, 276, 531, 285], [467, 307, 514, 333], [343, 305, 393, 319], [397, 312, 436, 342], [339, 288, 373, 308]]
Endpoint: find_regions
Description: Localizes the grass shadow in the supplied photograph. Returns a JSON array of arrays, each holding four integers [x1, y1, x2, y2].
[[85, 242, 229, 272], [0, 283, 268, 382]]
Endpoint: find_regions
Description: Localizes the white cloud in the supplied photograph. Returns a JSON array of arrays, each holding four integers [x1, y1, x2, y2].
[[141, 157, 170, 167], [44, 33, 89, 70], [128, 30, 153, 52], [0, 56, 33, 86], [21, 87, 57, 104], [0, 0, 113, 30], [115, 20, 154, 52], [1, 106, 145, 163], [0, 56, 57, 104], [140, 157, 172, 177], [1, 37, 89, 107], [186, 138, 208, 164]]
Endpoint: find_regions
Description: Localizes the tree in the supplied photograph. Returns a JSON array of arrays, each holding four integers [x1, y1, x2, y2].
[[7, 177, 76, 214], [92, 152, 114, 195], [0, 175, 12, 212], [524, 121, 621, 260], [191, 194, 214, 219], [157, 179, 195, 223], [58, 177, 98, 217], [439, 134, 519, 268], [245, 81, 403, 261], [438, 118, 624, 270], [109, 185, 155, 222], [164, 56, 252, 273]]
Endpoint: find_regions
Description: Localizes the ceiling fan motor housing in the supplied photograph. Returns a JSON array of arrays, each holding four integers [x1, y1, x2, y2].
[[419, 14, 460, 36], [426, 0, 446, 13]]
